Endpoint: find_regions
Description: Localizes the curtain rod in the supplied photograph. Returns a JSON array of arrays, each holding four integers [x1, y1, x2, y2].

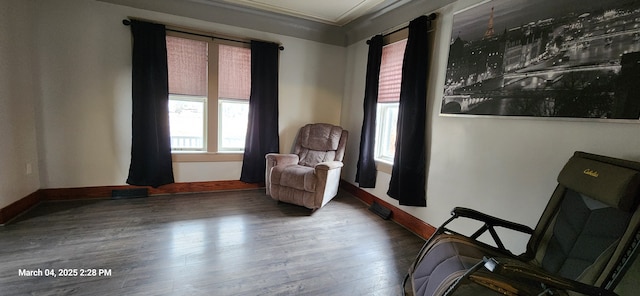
[[122, 19, 284, 50], [366, 13, 437, 45]]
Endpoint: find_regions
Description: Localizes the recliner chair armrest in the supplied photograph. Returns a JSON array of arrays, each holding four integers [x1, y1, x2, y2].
[[452, 207, 534, 234], [315, 161, 344, 171], [266, 153, 299, 166], [483, 256, 618, 296]]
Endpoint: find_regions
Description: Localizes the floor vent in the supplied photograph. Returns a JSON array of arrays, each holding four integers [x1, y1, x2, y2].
[[111, 188, 148, 199], [369, 202, 392, 220]]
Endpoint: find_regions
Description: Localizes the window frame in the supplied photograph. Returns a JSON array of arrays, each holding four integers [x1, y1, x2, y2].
[[166, 30, 251, 163]]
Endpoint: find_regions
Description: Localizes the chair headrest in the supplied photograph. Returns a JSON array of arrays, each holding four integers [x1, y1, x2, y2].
[[557, 153, 640, 212], [298, 123, 343, 151]]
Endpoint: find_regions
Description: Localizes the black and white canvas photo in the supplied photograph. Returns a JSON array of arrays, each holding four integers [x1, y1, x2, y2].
[[441, 0, 640, 120]]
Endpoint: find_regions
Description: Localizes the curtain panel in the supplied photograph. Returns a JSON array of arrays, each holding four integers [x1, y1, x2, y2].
[[126, 20, 175, 188], [387, 15, 430, 207], [240, 41, 280, 183], [355, 35, 383, 188]]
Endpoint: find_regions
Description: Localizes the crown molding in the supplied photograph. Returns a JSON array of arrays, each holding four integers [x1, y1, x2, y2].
[[212, 0, 386, 26], [343, 0, 453, 45], [98, 0, 454, 46], [98, 0, 345, 45]]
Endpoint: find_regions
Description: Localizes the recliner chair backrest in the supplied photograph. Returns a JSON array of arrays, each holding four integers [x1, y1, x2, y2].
[[292, 123, 348, 167], [526, 152, 640, 287]]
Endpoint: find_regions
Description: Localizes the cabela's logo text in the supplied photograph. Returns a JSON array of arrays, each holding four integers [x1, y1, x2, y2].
[[583, 169, 599, 178]]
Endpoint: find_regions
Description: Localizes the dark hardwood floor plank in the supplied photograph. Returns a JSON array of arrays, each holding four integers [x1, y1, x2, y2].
[[0, 189, 425, 295]]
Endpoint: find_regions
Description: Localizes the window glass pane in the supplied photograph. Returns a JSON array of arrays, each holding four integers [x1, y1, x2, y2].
[[375, 103, 399, 162], [169, 96, 205, 151], [219, 44, 251, 100], [219, 99, 249, 151], [166, 36, 208, 96], [378, 39, 407, 103]]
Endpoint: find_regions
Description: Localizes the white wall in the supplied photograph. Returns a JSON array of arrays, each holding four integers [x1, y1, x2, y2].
[[33, 0, 345, 188], [341, 1, 640, 252], [0, 0, 41, 209]]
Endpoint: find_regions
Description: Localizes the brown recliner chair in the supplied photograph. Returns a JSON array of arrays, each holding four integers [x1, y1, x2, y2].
[[266, 123, 348, 210], [405, 151, 640, 296]]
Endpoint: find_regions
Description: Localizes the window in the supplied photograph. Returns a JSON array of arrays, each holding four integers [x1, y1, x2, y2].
[[166, 32, 251, 156], [167, 35, 208, 151], [218, 44, 251, 151], [375, 37, 407, 163]]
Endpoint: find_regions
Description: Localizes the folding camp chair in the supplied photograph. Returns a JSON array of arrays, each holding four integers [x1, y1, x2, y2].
[[405, 151, 640, 296]]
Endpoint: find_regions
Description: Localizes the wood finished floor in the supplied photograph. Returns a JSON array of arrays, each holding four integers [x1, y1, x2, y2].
[[0, 189, 425, 296]]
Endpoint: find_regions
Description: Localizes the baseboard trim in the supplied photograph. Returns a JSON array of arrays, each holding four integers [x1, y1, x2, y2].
[[41, 180, 264, 201], [0, 190, 43, 225], [340, 180, 435, 240], [0, 180, 263, 224]]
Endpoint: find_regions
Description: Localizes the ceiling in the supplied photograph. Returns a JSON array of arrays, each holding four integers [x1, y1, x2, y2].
[[218, 0, 386, 26]]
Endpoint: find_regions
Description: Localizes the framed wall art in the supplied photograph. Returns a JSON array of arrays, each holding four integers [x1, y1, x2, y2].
[[440, 0, 640, 120]]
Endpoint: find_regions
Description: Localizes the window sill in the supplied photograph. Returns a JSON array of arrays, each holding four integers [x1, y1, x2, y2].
[[172, 152, 243, 162], [375, 160, 393, 174]]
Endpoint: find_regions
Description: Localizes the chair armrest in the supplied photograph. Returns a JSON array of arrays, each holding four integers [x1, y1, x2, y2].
[[452, 207, 534, 235], [266, 153, 299, 166], [483, 257, 618, 296], [315, 161, 344, 171], [446, 207, 534, 253]]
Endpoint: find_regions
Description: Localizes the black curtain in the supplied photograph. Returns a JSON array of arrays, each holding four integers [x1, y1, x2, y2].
[[126, 20, 175, 188], [240, 41, 280, 183], [387, 15, 430, 206], [355, 35, 383, 188]]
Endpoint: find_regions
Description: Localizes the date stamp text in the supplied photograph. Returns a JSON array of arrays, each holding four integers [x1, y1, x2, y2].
[[18, 268, 112, 278]]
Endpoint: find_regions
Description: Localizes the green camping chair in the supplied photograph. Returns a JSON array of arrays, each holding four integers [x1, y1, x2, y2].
[[405, 151, 640, 296]]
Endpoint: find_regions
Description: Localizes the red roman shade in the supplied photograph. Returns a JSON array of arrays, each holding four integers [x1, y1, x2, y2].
[[377, 39, 407, 103], [166, 36, 208, 96], [218, 44, 251, 100]]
